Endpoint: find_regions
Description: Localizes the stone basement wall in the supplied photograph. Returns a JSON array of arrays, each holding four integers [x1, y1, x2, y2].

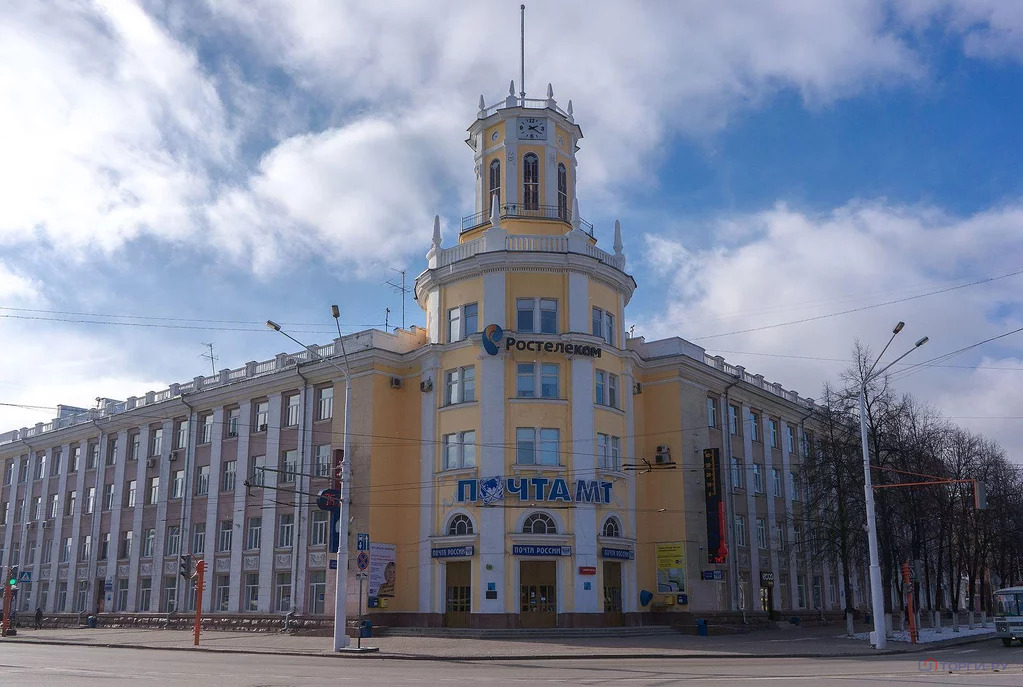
[[29, 613, 340, 635]]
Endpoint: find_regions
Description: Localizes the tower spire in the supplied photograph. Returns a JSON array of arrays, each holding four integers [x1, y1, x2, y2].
[[520, 4, 526, 100], [432, 214, 442, 247]]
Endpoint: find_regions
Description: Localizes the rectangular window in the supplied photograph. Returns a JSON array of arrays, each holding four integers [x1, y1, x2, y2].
[[4, 461, 12, 485], [595, 370, 605, 405], [591, 307, 616, 346], [70, 445, 81, 472], [195, 465, 210, 496], [516, 363, 535, 398], [120, 531, 133, 559], [103, 483, 114, 511], [308, 571, 326, 614], [444, 366, 476, 405], [244, 573, 259, 611], [447, 306, 461, 342], [27, 540, 36, 564], [166, 526, 181, 556], [752, 463, 763, 494], [227, 407, 241, 436], [107, 437, 118, 465], [193, 523, 206, 554], [200, 414, 213, 444], [254, 401, 269, 432], [35, 454, 46, 479], [797, 575, 807, 608], [151, 429, 163, 457], [777, 523, 786, 552], [515, 427, 535, 465], [539, 298, 557, 334], [750, 412, 760, 442], [76, 581, 89, 612], [516, 298, 535, 333], [275, 571, 292, 612], [250, 456, 266, 487], [246, 517, 262, 550], [139, 580, 152, 613], [51, 449, 62, 475], [772, 468, 782, 497], [728, 404, 740, 435], [148, 476, 160, 505], [222, 460, 237, 492], [116, 579, 129, 611], [278, 513, 294, 548], [731, 458, 744, 490], [316, 388, 333, 421], [463, 302, 478, 337], [143, 528, 155, 557], [85, 487, 95, 514], [32, 496, 42, 520], [66, 490, 76, 516], [597, 433, 621, 471], [42, 539, 52, 564], [174, 420, 188, 450], [215, 575, 230, 612], [447, 302, 479, 342], [56, 582, 68, 612], [9, 542, 19, 565], [540, 363, 559, 398], [735, 515, 747, 547], [284, 394, 300, 427], [515, 429, 559, 466], [129, 433, 140, 461], [770, 420, 779, 448], [756, 518, 767, 549], [163, 577, 177, 612], [608, 373, 618, 408], [314, 445, 331, 478], [790, 472, 800, 501], [281, 450, 298, 483], [310, 511, 329, 546], [20, 456, 29, 481], [126, 480, 137, 508], [538, 428, 560, 466], [218, 520, 233, 552], [87, 443, 98, 469], [786, 425, 795, 453], [442, 431, 476, 470], [171, 470, 184, 499]]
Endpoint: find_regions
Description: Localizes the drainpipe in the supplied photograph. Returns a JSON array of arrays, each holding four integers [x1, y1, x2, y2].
[[292, 364, 310, 618], [721, 378, 740, 613]]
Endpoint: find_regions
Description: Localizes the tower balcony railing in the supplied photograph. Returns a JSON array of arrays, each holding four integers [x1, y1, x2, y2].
[[461, 203, 593, 235]]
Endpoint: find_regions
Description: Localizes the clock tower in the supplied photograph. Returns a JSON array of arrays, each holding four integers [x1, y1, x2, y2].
[[462, 81, 585, 240]]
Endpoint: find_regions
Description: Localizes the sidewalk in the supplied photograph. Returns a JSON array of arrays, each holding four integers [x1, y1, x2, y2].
[[2, 624, 998, 660]]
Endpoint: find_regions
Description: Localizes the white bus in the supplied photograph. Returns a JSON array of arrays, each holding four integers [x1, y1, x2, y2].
[[994, 587, 1023, 647]]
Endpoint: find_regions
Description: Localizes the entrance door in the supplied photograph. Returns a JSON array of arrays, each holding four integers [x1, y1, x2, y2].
[[444, 561, 471, 628], [603, 561, 624, 626], [520, 561, 557, 628]]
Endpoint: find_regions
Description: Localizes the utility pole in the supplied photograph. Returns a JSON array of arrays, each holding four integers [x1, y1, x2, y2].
[[384, 308, 390, 332], [199, 342, 218, 376], [385, 269, 409, 330]]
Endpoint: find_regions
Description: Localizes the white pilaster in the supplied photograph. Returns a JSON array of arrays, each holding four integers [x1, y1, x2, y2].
[[419, 354, 440, 614], [571, 356, 598, 613]]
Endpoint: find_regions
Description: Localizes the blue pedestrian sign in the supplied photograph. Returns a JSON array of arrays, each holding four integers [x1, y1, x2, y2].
[[17, 571, 31, 583], [357, 533, 370, 551]]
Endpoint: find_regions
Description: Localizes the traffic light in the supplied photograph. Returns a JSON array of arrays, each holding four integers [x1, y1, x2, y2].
[[7, 565, 18, 587], [178, 555, 192, 579]]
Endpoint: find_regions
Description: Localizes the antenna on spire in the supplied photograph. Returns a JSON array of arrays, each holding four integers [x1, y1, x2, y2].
[[519, 4, 526, 100], [199, 342, 218, 376]]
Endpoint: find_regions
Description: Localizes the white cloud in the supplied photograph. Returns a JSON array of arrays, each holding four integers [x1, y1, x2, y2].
[[636, 200, 1023, 454]]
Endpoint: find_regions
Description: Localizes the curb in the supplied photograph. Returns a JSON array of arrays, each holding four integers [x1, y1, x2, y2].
[[5, 632, 997, 662]]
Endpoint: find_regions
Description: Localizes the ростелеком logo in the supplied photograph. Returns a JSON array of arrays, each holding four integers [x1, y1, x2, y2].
[[482, 324, 504, 355]]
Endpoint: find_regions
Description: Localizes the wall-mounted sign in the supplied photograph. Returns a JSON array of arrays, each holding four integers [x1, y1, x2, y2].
[[431, 545, 474, 559], [512, 545, 571, 556], [704, 448, 728, 564], [369, 542, 396, 597], [457, 476, 613, 504], [760, 571, 775, 588], [481, 324, 602, 358], [676, 593, 688, 605], [601, 547, 634, 560], [656, 542, 686, 593], [578, 566, 596, 575], [702, 570, 724, 581]]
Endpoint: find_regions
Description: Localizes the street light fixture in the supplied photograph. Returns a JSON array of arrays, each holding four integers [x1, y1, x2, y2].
[[266, 311, 353, 652], [859, 323, 927, 650]]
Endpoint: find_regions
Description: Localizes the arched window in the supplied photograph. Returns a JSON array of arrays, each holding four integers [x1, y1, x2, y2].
[[601, 516, 621, 538], [522, 512, 557, 535], [488, 159, 501, 209], [523, 153, 540, 210], [447, 513, 474, 536], [557, 163, 568, 220]]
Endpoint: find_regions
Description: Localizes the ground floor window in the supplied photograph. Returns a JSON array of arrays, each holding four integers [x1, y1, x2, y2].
[[75, 581, 88, 612], [797, 574, 807, 609], [275, 572, 292, 612], [308, 571, 326, 614], [163, 576, 177, 612], [138, 578, 152, 612], [116, 579, 128, 611], [183, 578, 197, 612], [215, 575, 231, 612], [56, 582, 67, 612], [244, 573, 259, 611], [40, 585, 49, 612]]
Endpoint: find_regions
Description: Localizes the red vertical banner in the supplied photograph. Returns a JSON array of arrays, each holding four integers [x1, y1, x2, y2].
[[704, 448, 728, 564]]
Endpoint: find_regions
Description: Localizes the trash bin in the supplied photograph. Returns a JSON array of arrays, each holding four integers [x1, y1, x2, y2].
[[87, 615, 97, 629], [360, 620, 372, 638], [696, 618, 708, 637]]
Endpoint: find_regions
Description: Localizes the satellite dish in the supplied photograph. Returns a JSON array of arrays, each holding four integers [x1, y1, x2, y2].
[[639, 589, 653, 607]]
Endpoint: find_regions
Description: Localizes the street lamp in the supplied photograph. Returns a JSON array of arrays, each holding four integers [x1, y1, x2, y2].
[[859, 322, 927, 649], [266, 309, 353, 652]]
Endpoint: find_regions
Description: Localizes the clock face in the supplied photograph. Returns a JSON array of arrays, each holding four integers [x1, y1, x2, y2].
[[517, 117, 547, 140], [491, 131, 499, 142]]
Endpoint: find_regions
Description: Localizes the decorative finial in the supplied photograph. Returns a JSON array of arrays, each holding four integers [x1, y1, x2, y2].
[[571, 196, 581, 231], [613, 219, 623, 254], [489, 192, 501, 228], [547, 83, 553, 98], [478, 94, 485, 111], [509, 80, 516, 96], [567, 99, 574, 123], [432, 214, 442, 247]]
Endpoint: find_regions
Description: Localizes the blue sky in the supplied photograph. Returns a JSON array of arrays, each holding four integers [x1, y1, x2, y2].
[[0, 1, 1020, 457]]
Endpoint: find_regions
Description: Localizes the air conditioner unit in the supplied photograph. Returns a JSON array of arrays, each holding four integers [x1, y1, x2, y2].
[[656, 445, 670, 454], [654, 445, 671, 464], [169, 451, 180, 462], [146, 458, 156, 468], [633, 382, 643, 395], [259, 424, 268, 432], [419, 379, 433, 393], [390, 377, 403, 389]]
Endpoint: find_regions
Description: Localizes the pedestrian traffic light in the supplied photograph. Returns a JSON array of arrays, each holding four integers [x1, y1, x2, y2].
[[7, 566, 18, 586], [178, 555, 192, 579]]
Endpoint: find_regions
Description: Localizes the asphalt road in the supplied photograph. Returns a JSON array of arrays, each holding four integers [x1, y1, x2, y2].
[[1, 641, 1021, 685]]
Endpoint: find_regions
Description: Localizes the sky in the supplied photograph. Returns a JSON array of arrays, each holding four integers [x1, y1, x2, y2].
[[0, 0, 1020, 460]]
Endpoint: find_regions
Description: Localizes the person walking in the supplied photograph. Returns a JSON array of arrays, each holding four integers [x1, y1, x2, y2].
[[34, 607, 43, 630]]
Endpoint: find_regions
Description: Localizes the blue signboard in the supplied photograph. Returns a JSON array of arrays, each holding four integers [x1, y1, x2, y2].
[[329, 559, 338, 570], [357, 533, 370, 551], [702, 570, 724, 581], [329, 510, 340, 553], [457, 476, 613, 505], [601, 547, 634, 560], [431, 545, 474, 559], [512, 545, 571, 556]]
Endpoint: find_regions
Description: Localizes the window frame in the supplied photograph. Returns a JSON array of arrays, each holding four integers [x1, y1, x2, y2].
[[522, 152, 540, 209], [591, 307, 616, 346], [442, 430, 477, 470], [444, 366, 476, 405], [516, 297, 558, 335]]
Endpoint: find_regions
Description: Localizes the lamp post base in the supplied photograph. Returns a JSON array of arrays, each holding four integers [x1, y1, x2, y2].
[[337, 646, 380, 654]]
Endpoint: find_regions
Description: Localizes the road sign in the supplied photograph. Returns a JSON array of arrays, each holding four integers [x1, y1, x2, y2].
[[357, 533, 370, 551], [356, 551, 370, 571], [17, 571, 31, 583]]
